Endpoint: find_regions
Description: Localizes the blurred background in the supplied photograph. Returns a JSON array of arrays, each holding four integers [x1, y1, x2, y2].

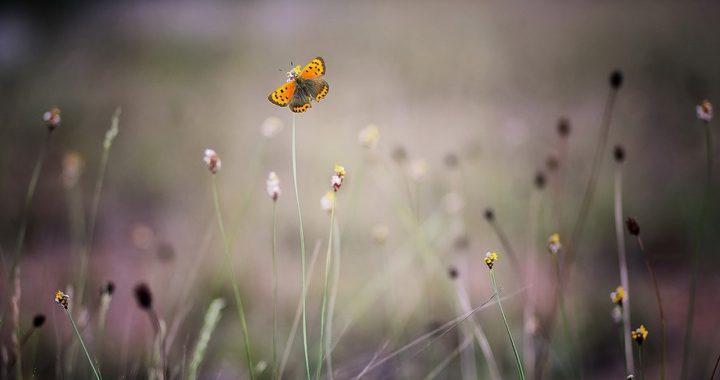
[[0, 0, 719, 379]]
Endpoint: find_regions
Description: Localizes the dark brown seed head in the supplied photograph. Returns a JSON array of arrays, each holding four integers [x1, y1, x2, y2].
[[626, 217, 640, 236], [443, 153, 459, 169], [134, 283, 153, 310], [33, 314, 46, 328], [610, 70, 624, 90], [484, 208, 495, 221], [614, 145, 625, 163], [534, 171, 546, 190], [391, 145, 407, 163], [557, 118, 571, 137]]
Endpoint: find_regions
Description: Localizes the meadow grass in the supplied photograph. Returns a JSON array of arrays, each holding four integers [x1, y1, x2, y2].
[[3, 69, 717, 380]]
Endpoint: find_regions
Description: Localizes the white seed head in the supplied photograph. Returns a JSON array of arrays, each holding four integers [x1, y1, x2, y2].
[[320, 191, 335, 213], [204, 149, 221, 174], [266, 171, 281, 201], [408, 159, 428, 182], [61, 151, 85, 189], [261, 117, 284, 138], [371, 224, 389, 245]]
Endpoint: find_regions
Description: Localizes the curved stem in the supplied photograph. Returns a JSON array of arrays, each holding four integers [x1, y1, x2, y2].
[[212, 176, 254, 380], [291, 115, 311, 380], [490, 269, 525, 380]]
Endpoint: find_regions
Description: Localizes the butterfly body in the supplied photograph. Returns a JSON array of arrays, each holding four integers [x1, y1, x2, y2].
[[268, 57, 328, 113]]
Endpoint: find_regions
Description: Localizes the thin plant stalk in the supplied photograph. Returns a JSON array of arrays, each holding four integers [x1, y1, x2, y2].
[[271, 202, 279, 380], [711, 351, 720, 380], [524, 189, 542, 379], [211, 176, 255, 380], [77, 108, 121, 306], [490, 269, 526, 380], [636, 237, 666, 380], [0, 131, 52, 330], [551, 254, 580, 378], [614, 168, 634, 376], [422, 336, 473, 380], [538, 84, 620, 380], [315, 198, 336, 379], [325, 218, 342, 380], [487, 216, 521, 275], [278, 240, 322, 380], [188, 298, 225, 380], [64, 309, 101, 380], [455, 282, 502, 380], [291, 114, 311, 380], [681, 120, 713, 380], [638, 345, 645, 380]]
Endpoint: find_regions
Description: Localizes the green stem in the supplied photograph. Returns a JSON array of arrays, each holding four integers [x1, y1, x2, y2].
[[0, 131, 52, 331], [212, 176, 255, 380], [315, 198, 336, 379], [638, 345, 645, 380], [78, 108, 120, 307], [325, 218, 341, 380], [65, 309, 101, 380], [637, 237, 666, 380], [490, 269, 525, 380], [552, 254, 580, 378], [291, 115, 311, 380], [614, 168, 634, 376], [681, 121, 713, 380], [271, 202, 278, 380]]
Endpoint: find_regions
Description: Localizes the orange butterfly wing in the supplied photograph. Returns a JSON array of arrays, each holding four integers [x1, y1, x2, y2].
[[268, 81, 296, 107], [299, 57, 325, 79]]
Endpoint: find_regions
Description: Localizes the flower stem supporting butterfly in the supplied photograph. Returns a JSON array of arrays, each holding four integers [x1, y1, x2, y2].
[[291, 115, 312, 380], [211, 176, 255, 380]]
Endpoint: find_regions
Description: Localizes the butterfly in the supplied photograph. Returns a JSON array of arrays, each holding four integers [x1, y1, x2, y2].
[[268, 57, 329, 113]]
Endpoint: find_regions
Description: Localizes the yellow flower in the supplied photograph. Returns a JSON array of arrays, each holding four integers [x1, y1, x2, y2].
[[484, 251, 498, 270], [321, 191, 335, 213], [631, 325, 648, 345], [358, 124, 380, 149], [548, 233, 561, 255], [610, 286, 625, 305], [54, 290, 70, 309]]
